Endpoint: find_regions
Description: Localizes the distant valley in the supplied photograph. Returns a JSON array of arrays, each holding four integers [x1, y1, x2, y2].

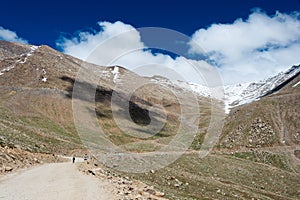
[[0, 40, 299, 200]]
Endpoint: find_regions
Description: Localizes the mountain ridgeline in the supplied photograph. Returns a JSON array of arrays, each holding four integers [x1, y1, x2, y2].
[[0, 40, 300, 200]]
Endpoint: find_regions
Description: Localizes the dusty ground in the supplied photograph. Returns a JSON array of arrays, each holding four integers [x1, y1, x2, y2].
[[0, 156, 168, 200], [0, 162, 114, 200]]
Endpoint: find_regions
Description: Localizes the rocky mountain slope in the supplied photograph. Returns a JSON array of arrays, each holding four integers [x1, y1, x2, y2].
[[0, 40, 299, 200], [0, 40, 214, 154], [136, 66, 300, 199], [173, 64, 300, 113], [220, 67, 300, 148], [224, 65, 300, 112]]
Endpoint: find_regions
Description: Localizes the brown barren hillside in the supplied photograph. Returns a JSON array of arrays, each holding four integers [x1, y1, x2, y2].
[[1, 41, 300, 199], [0, 41, 212, 154]]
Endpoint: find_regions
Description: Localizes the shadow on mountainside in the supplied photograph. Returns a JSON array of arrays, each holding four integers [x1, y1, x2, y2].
[[60, 75, 163, 126]]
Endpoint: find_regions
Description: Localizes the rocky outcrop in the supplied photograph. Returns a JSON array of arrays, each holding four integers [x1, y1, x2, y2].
[[221, 118, 277, 149], [0, 145, 64, 175], [79, 162, 168, 200]]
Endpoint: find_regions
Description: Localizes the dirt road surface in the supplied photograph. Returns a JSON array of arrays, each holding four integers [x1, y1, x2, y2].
[[0, 162, 114, 200]]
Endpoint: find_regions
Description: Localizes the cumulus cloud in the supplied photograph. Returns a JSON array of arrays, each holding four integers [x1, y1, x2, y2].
[[57, 21, 142, 60], [190, 10, 300, 84], [57, 11, 300, 86], [0, 26, 28, 44], [56, 21, 218, 86]]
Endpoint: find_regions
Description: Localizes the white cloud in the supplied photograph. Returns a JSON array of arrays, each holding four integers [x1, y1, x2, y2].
[[57, 21, 142, 61], [56, 21, 218, 86], [190, 10, 300, 84], [57, 11, 300, 86], [0, 26, 28, 44]]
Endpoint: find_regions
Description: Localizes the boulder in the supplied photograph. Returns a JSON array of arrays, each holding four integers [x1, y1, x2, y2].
[[5, 166, 13, 172]]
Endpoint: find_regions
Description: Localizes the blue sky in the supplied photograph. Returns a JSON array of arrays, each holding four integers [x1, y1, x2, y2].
[[1, 0, 300, 85], [1, 0, 299, 47]]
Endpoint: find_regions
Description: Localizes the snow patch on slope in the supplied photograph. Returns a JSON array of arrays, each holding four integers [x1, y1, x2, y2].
[[19, 45, 39, 64], [111, 66, 119, 83], [41, 77, 47, 82], [293, 81, 300, 87], [150, 76, 223, 100], [175, 81, 211, 98], [154, 65, 300, 114], [0, 45, 39, 76], [0, 65, 15, 75], [224, 65, 300, 112]]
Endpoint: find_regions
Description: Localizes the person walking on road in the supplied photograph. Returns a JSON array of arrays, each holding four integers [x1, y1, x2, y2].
[[72, 157, 75, 163]]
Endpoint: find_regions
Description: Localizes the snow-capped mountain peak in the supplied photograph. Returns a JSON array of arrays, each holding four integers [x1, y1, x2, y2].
[[224, 65, 300, 112], [151, 65, 300, 114]]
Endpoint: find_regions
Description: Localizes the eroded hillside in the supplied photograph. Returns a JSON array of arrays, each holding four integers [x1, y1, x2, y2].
[[0, 41, 299, 199]]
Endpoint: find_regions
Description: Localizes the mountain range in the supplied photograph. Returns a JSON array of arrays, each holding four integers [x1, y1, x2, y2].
[[0, 40, 299, 200], [169, 64, 300, 113]]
